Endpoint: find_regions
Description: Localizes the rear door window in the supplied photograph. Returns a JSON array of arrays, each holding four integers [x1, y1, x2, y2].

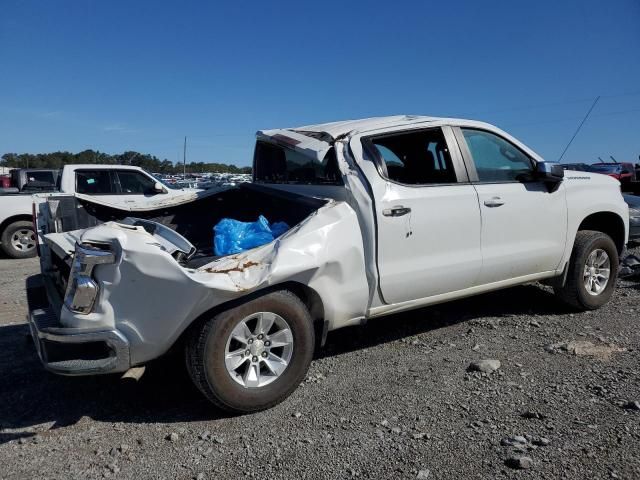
[[369, 128, 458, 185], [76, 170, 116, 194], [254, 141, 342, 185]]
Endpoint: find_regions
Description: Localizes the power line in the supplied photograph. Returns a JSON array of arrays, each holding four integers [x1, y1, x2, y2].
[[557, 96, 600, 162]]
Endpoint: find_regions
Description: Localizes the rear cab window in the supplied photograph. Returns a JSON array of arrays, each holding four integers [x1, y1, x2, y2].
[[253, 141, 342, 185]]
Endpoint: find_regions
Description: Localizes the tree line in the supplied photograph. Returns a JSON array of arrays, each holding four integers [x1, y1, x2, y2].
[[1, 150, 252, 174]]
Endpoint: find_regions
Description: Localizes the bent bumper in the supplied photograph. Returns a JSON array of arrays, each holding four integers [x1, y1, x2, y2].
[[27, 275, 130, 375]]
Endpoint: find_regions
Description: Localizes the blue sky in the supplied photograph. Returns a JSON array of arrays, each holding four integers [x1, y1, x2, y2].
[[1, 0, 639, 167]]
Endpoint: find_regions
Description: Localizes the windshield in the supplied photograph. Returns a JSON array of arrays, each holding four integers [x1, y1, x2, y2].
[[589, 164, 621, 173]]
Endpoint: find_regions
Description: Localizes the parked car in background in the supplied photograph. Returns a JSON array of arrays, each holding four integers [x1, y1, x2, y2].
[[623, 193, 640, 241], [30, 115, 628, 413], [0, 168, 59, 194], [589, 163, 638, 192], [0, 164, 202, 258], [559, 163, 591, 172]]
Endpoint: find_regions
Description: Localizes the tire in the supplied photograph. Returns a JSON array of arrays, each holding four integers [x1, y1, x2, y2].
[[554, 230, 619, 310], [185, 290, 315, 413], [1, 221, 37, 259]]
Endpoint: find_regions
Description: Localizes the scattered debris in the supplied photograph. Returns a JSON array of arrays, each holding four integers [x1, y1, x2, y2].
[[543, 340, 624, 360]]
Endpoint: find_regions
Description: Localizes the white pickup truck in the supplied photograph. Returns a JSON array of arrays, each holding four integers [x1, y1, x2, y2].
[[0, 164, 198, 258], [28, 115, 629, 413]]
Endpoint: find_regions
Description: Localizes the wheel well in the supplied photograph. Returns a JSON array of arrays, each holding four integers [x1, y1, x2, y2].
[[577, 212, 626, 254], [173, 282, 327, 356], [0, 215, 34, 242]]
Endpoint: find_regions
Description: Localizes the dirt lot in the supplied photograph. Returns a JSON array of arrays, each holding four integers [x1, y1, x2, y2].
[[1, 250, 639, 480]]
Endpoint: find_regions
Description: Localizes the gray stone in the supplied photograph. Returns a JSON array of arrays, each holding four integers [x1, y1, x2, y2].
[[468, 359, 501, 373], [532, 437, 550, 446], [505, 456, 533, 470]]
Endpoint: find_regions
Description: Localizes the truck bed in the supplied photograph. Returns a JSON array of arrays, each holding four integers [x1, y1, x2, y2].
[[44, 183, 328, 262]]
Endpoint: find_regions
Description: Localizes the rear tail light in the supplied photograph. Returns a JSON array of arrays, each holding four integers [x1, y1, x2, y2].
[[32, 202, 41, 257], [64, 243, 115, 314]]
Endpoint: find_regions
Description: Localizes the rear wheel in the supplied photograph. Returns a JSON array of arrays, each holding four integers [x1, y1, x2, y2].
[[185, 290, 314, 413], [1, 221, 37, 259], [554, 230, 618, 310]]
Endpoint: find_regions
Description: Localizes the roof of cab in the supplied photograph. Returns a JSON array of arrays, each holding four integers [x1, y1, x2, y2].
[[291, 115, 441, 139]]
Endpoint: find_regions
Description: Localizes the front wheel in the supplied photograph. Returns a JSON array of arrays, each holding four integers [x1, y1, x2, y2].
[[185, 290, 315, 413], [554, 230, 619, 310], [1, 221, 37, 259]]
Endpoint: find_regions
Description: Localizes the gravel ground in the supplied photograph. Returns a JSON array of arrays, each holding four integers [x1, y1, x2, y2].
[[1, 246, 639, 480]]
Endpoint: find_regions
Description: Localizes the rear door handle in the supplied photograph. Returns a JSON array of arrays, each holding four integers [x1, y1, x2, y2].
[[382, 206, 412, 217], [483, 197, 504, 208]]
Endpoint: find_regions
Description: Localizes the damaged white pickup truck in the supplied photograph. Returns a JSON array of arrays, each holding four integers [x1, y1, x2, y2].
[[28, 115, 629, 413]]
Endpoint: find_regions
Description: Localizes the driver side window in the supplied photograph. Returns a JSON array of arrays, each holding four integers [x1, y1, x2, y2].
[[462, 129, 533, 182]]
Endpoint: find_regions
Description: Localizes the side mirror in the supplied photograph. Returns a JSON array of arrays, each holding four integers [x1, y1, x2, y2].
[[153, 182, 165, 193], [535, 162, 564, 183]]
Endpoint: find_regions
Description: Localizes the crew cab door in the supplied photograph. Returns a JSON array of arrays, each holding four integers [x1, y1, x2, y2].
[[75, 169, 164, 208], [361, 126, 482, 304], [453, 127, 567, 284]]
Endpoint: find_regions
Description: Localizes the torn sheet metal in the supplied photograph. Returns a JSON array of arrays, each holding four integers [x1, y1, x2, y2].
[[53, 199, 369, 366], [256, 129, 333, 163]]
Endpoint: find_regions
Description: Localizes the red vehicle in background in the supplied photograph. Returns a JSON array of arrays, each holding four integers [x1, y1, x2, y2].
[[0, 176, 10, 188], [589, 162, 638, 192]]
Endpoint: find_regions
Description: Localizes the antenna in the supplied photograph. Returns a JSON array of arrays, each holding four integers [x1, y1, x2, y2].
[[557, 96, 600, 162], [597, 156, 605, 163], [183, 136, 187, 179], [609, 155, 618, 164]]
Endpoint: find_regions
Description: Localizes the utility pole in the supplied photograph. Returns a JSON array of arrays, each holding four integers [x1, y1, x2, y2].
[[183, 136, 187, 179]]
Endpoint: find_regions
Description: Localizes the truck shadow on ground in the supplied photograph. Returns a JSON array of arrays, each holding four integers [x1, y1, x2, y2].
[[0, 284, 574, 442]]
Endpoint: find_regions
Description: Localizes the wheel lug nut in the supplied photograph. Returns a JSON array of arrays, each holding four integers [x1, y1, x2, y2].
[[257, 334, 264, 340], [264, 341, 270, 347], [252, 356, 258, 362], [245, 350, 250, 356], [248, 338, 254, 344], [262, 352, 268, 358]]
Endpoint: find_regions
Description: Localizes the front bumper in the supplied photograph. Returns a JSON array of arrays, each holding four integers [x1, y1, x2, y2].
[[27, 274, 130, 375]]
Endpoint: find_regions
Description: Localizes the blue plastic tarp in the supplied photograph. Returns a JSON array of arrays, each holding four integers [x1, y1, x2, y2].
[[213, 215, 290, 256]]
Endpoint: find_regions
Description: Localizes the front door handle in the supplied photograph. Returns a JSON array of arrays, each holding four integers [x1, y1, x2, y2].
[[382, 206, 412, 217], [483, 197, 505, 208]]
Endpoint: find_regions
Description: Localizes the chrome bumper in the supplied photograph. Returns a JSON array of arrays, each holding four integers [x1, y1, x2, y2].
[[27, 275, 130, 375]]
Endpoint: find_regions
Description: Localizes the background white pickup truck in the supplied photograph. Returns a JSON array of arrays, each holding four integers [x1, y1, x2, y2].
[[29, 115, 629, 413], [0, 164, 199, 258]]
